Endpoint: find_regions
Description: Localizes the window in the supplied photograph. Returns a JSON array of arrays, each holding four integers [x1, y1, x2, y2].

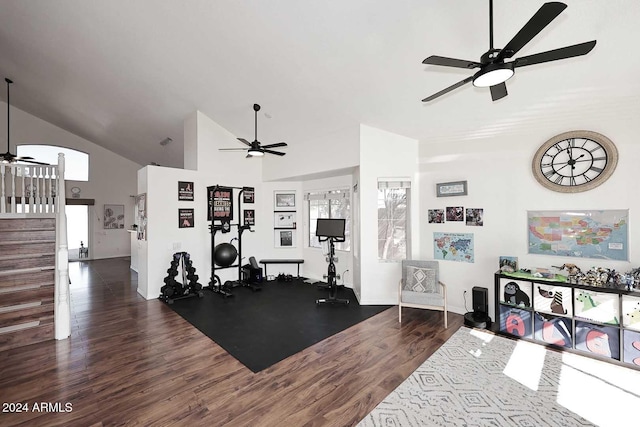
[[378, 180, 410, 261], [17, 145, 89, 181], [307, 189, 350, 251]]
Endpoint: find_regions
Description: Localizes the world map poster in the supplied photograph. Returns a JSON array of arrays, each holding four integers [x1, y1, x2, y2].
[[527, 210, 629, 261], [433, 232, 474, 263]]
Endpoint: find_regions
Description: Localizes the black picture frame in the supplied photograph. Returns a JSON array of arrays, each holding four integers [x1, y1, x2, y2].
[[178, 181, 194, 201], [179, 208, 194, 228]]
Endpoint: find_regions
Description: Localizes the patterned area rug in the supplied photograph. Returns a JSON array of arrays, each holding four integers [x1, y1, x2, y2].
[[359, 327, 640, 427]]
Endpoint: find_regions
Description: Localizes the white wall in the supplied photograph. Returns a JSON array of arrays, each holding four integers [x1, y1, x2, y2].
[[301, 174, 354, 285], [262, 125, 360, 182], [419, 121, 640, 318], [357, 125, 419, 304], [3, 102, 141, 259]]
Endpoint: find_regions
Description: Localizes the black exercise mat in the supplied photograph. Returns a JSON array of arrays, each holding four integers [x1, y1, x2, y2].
[[167, 280, 391, 372]]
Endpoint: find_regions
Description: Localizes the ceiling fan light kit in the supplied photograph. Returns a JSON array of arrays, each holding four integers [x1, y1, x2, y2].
[[422, 1, 596, 102], [472, 62, 514, 87]]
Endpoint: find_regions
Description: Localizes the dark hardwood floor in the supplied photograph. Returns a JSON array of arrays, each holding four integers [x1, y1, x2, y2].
[[0, 257, 463, 426]]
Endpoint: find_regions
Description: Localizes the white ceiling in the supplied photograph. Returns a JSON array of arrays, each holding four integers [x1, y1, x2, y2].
[[1, 1, 638, 168]]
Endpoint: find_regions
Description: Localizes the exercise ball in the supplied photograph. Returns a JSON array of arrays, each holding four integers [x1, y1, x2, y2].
[[214, 242, 237, 267]]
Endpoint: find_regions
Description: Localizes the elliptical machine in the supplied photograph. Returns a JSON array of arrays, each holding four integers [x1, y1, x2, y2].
[[315, 218, 349, 306]]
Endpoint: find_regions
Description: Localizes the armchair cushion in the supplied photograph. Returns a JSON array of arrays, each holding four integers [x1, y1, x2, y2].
[[403, 266, 438, 294]]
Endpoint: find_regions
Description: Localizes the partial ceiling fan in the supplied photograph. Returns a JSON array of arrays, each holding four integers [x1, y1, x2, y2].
[[219, 103, 287, 157], [421, 1, 596, 102], [1, 78, 49, 165]]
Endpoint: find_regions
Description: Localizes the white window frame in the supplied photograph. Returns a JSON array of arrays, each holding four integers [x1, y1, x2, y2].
[[306, 189, 351, 251], [377, 179, 411, 261]]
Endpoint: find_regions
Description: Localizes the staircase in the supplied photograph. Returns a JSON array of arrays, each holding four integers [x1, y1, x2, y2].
[[0, 217, 56, 352]]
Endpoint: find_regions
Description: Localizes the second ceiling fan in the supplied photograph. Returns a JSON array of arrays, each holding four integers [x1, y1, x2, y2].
[[220, 104, 287, 157], [421, 1, 596, 102]]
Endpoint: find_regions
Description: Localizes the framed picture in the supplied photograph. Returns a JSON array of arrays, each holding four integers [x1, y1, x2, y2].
[[436, 180, 468, 197], [244, 209, 255, 226], [243, 187, 255, 204], [446, 206, 464, 221], [179, 208, 194, 228], [275, 229, 296, 248], [465, 208, 484, 226], [178, 181, 194, 201], [274, 211, 296, 229], [104, 204, 125, 229], [428, 209, 445, 223], [274, 191, 296, 210]]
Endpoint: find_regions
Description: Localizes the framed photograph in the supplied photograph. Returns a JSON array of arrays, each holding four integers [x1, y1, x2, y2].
[[274, 191, 296, 210], [436, 180, 467, 197], [446, 206, 464, 222], [179, 208, 194, 228], [274, 211, 296, 229], [428, 209, 445, 224], [275, 229, 296, 248], [178, 181, 194, 201], [243, 187, 255, 204], [244, 209, 255, 226], [465, 208, 484, 226], [104, 204, 125, 229]]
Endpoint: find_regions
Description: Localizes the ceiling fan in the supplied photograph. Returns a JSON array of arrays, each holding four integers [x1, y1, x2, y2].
[[219, 104, 287, 157], [1, 78, 49, 165], [421, 1, 596, 102]]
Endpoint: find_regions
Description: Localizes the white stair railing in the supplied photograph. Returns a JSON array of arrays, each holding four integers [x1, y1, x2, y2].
[[0, 162, 58, 215], [54, 153, 70, 340]]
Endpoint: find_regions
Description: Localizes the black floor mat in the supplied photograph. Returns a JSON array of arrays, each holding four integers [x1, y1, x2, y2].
[[166, 280, 391, 372]]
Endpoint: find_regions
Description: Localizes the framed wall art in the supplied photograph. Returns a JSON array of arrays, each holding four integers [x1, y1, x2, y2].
[[274, 211, 296, 229], [274, 191, 296, 211], [104, 204, 125, 229], [436, 180, 467, 197]]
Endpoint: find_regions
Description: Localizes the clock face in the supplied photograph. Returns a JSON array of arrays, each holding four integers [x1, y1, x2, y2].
[[532, 131, 618, 193]]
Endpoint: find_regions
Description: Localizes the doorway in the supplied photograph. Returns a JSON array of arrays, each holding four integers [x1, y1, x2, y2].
[[66, 205, 89, 261]]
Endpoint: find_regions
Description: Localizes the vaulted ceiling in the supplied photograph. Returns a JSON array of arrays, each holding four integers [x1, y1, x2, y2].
[[1, 1, 638, 168]]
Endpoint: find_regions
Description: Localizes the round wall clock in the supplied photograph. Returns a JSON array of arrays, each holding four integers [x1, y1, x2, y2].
[[532, 130, 618, 193]]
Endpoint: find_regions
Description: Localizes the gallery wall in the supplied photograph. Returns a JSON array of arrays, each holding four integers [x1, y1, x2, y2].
[[419, 117, 639, 317], [3, 101, 141, 259]]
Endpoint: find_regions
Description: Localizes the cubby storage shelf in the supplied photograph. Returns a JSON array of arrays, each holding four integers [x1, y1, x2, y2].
[[495, 272, 640, 369]]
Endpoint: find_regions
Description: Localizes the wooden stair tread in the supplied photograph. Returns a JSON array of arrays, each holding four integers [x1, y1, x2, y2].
[[0, 239, 56, 245], [0, 282, 55, 294], [0, 252, 56, 260], [0, 266, 55, 276]]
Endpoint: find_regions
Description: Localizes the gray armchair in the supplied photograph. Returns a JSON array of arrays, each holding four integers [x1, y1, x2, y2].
[[399, 259, 448, 327]]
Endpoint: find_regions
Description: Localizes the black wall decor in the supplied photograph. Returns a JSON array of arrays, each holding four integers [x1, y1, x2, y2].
[[178, 181, 194, 201]]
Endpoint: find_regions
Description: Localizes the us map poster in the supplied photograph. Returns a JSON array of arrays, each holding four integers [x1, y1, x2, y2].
[[527, 210, 628, 261]]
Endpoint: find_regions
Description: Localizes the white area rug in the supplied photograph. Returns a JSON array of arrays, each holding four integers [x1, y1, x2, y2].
[[359, 327, 640, 427]]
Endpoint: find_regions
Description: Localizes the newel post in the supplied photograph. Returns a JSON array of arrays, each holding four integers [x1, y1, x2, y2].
[[54, 153, 70, 340]]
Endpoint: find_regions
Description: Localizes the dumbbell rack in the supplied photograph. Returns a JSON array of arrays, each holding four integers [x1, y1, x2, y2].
[[159, 252, 204, 304]]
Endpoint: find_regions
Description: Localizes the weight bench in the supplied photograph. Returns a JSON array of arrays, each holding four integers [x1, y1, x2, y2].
[[259, 259, 304, 279]]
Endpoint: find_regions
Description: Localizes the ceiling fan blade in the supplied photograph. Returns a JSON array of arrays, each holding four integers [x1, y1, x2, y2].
[[219, 148, 249, 151], [422, 76, 474, 102], [237, 138, 252, 146], [496, 2, 567, 61], [422, 55, 482, 69], [16, 155, 34, 160], [263, 149, 286, 156], [261, 142, 287, 149], [490, 83, 508, 101], [513, 40, 596, 68]]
